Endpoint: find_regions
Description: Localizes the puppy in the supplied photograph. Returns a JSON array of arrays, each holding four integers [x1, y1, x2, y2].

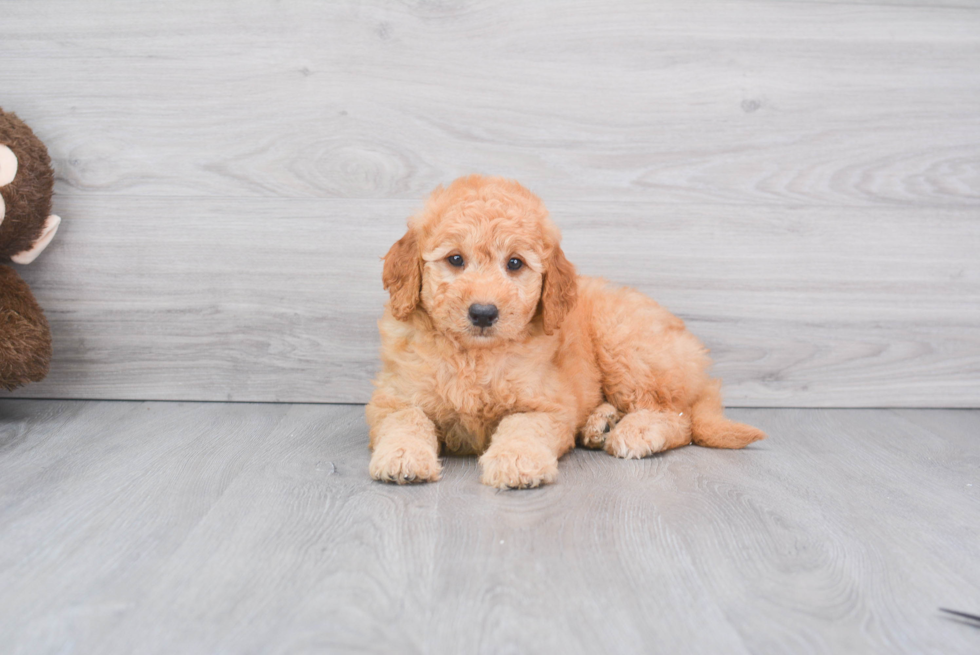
[[366, 175, 765, 488]]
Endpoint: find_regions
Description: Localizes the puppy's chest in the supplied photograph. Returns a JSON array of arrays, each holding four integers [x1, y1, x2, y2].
[[418, 352, 536, 452], [428, 354, 524, 416]]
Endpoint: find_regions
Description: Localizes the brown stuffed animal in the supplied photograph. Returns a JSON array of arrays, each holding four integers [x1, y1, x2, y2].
[[0, 108, 61, 391]]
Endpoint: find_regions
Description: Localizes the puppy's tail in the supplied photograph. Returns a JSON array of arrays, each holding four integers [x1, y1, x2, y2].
[[690, 379, 766, 449]]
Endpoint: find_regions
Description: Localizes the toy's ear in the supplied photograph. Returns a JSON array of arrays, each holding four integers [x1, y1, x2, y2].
[[0, 144, 16, 226], [11, 215, 60, 264], [382, 226, 422, 321], [540, 245, 577, 335]]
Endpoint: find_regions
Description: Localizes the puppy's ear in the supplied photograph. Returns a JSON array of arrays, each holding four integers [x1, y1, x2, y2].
[[382, 227, 422, 320], [540, 246, 577, 335]]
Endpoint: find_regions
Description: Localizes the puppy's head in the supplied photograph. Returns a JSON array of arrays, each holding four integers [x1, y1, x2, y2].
[[383, 175, 576, 346]]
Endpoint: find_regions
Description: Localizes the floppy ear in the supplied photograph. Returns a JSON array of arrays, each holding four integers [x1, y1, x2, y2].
[[540, 246, 577, 335], [382, 227, 422, 321]]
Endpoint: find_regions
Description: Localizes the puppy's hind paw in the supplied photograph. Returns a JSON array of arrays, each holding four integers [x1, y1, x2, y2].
[[370, 441, 442, 484], [604, 409, 690, 459], [579, 403, 622, 449]]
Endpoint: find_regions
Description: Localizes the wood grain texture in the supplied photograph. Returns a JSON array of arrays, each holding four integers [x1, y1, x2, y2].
[[1, 400, 978, 654], [1, 0, 978, 405], [8, 196, 980, 405], [3, 1, 978, 206]]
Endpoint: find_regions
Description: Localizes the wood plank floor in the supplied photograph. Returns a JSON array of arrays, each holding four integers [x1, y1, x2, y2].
[[1, 400, 977, 653]]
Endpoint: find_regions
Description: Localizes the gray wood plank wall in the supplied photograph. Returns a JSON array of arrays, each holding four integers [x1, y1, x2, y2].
[[2, 0, 978, 406]]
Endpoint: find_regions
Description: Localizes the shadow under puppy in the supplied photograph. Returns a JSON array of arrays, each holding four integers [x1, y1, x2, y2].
[[366, 175, 765, 489]]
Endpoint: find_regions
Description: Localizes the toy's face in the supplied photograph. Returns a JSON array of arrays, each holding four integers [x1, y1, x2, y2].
[[0, 135, 60, 264]]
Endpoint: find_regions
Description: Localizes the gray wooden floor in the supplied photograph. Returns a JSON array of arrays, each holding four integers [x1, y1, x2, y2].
[[1, 400, 977, 654]]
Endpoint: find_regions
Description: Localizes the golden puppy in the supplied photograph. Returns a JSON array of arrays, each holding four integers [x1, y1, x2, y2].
[[366, 175, 765, 488]]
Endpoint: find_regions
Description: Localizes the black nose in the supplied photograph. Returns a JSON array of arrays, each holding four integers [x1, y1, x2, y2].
[[468, 303, 499, 328]]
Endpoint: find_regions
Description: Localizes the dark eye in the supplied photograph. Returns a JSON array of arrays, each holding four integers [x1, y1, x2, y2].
[[447, 254, 464, 267], [507, 258, 524, 271]]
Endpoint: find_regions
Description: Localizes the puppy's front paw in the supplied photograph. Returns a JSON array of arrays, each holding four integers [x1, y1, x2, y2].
[[370, 440, 442, 484], [579, 402, 621, 449], [479, 441, 558, 489]]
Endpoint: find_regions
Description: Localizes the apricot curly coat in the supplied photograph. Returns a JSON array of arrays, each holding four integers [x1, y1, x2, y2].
[[366, 175, 765, 489]]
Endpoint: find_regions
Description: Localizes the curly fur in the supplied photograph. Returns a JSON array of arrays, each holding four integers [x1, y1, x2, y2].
[[367, 175, 765, 488], [0, 109, 54, 260], [0, 108, 57, 391], [0, 265, 51, 391]]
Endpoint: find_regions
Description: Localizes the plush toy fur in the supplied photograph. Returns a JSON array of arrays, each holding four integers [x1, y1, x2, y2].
[[366, 175, 765, 489], [0, 108, 60, 391], [0, 265, 51, 391]]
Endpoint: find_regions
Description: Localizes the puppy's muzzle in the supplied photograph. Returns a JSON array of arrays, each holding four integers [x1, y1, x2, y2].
[[468, 304, 499, 328]]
